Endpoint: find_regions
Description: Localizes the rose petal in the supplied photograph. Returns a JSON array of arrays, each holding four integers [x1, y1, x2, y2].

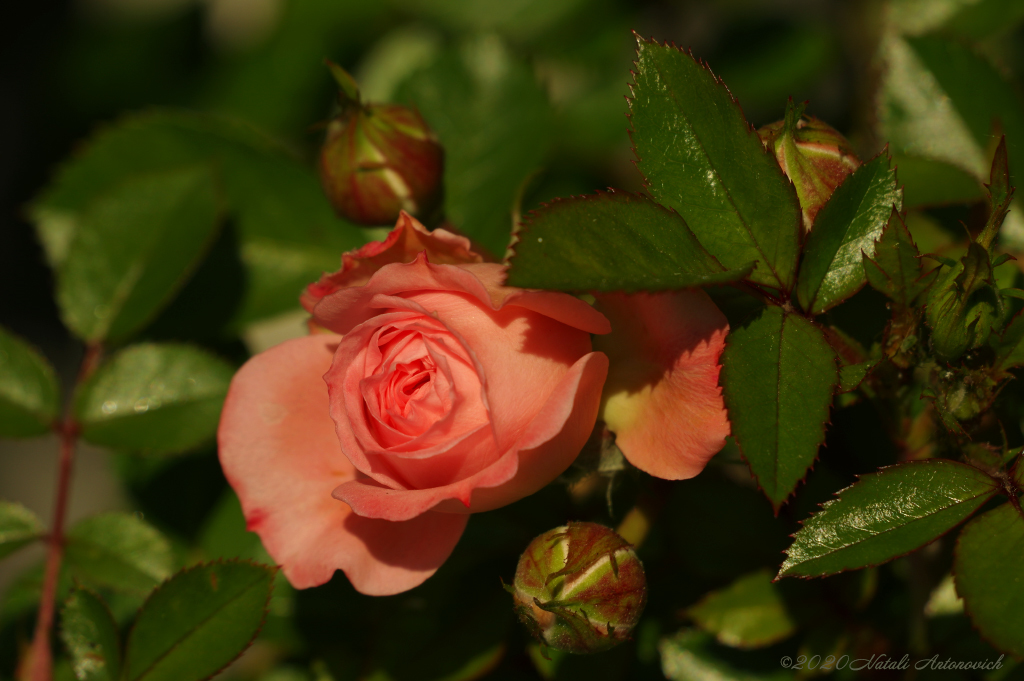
[[218, 335, 467, 594], [302, 212, 482, 312], [595, 291, 730, 480], [332, 351, 609, 519]]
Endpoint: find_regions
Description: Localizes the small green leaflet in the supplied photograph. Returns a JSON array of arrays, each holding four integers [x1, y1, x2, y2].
[[65, 513, 175, 594], [0, 327, 60, 437], [0, 501, 46, 560], [123, 560, 275, 681], [953, 502, 1024, 657], [629, 36, 801, 292], [796, 151, 902, 315], [779, 460, 997, 578], [720, 306, 837, 510], [506, 190, 751, 292], [75, 343, 234, 456], [60, 587, 121, 681], [864, 209, 933, 309], [56, 165, 221, 342], [687, 570, 796, 649]]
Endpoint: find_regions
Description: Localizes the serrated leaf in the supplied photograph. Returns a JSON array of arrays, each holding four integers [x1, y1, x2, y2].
[[0, 327, 60, 437], [720, 306, 837, 510], [629, 36, 801, 292], [396, 36, 552, 257], [65, 513, 174, 594], [75, 343, 234, 455], [687, 570, 796, 649], [660, 629, 793, 681], [864, 209, 931, 309], [31, 111, 367, 326], [838, 360, 875, 394], [123, 561, 274, 681], [60, 587, 121, 681], [953, 502, 1024, 657], [506, 191, 750, 291], [779, 460, 997, 578], [56, 165, 221, 342], [0, 501, 46, 560], [796, 152, 902, 315]]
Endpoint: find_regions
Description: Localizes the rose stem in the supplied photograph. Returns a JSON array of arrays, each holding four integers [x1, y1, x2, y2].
[[27, 343, 102, 681]]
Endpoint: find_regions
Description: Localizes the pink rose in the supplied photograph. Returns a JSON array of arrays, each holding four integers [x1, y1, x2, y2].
[[218, 220, 610, 596], [595, 290, 730, 479]]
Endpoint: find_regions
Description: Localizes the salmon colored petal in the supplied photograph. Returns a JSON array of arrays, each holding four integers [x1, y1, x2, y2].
[[333, 351, 609, 519], [301, 211, 483, 312], [595, 291, 730, 480], [217, 335, 466, 594], [312, 256, 608, 336]]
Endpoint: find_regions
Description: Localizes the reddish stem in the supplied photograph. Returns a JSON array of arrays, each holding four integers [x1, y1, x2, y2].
[[26, 344, 101, 681]]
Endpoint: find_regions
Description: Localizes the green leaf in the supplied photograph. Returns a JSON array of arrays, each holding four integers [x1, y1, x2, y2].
[[56, 165, 221, 342], [75, 343, 234, 456], [779, 460, 997, 578], [660, 629, 793, 681], [796, 152, 902, 315], [864, 209, 933, 309], [0, 327, 60, 437], [954, 502, 1024, 657], [939, 0, 1024, 40], [506, 190, 751, 291], [31, 111, 367, 326], [687, 570, 796, 649], [123, 560, 275, 681], [0, 501, 46, 560], [60, 587, 121, 681], [65, 513, 174, 594], [838, 360, 875, 394], [629, 37, 801, 292], [397, 36, 553, 258], [720, 306, 837, 510]]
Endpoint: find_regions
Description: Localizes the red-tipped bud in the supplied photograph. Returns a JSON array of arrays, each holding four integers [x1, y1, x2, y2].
[[319, 63, 444, 226], [511, 522, 646, 654], [758, 101, 860, 231]]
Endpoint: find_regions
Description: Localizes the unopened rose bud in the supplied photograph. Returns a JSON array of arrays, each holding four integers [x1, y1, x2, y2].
[[510, 522, 646, 654], [319, 62, 444, 226], [758, 101, 860, 231]]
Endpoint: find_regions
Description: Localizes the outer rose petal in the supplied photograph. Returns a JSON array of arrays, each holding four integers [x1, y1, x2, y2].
[[332, 351, 609, 519], [595, 291, 730, 480], [301, 212, 483, 312], [217, 335, 468, 595]]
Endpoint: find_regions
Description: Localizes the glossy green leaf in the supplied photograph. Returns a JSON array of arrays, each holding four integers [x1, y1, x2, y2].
[[56, 165, 221, 342], [31, 111, 367, 326], [506, 190, 750, 291], [954, 502, 1024, 657], [397, 36, 552, 258], [60, 587, 121, 681], [629, 37, 801, 292], [123, 560, 275, 681], [687, 570, 796, 649], [720, 306, 837, 509], [660, 629, 793, 681], [75, 343, 234, 455], [65, 513, 174, 594], [0, 501, 46, 560], [864, 209, 932, 309], [0, 327, 60, 437], [779, 460, 997, 578], [797, 152, 902, 314]]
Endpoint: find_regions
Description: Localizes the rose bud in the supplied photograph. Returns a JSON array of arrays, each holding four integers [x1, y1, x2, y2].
[[758, 101, 860, 231], [319, 61, 444, 226], [511, 522, 646, 654]]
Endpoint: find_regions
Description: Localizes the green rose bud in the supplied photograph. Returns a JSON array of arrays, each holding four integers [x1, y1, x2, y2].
[[319, 62, 444, 226], [758, 100, 860, 231], [511, 522, 646, 654]]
